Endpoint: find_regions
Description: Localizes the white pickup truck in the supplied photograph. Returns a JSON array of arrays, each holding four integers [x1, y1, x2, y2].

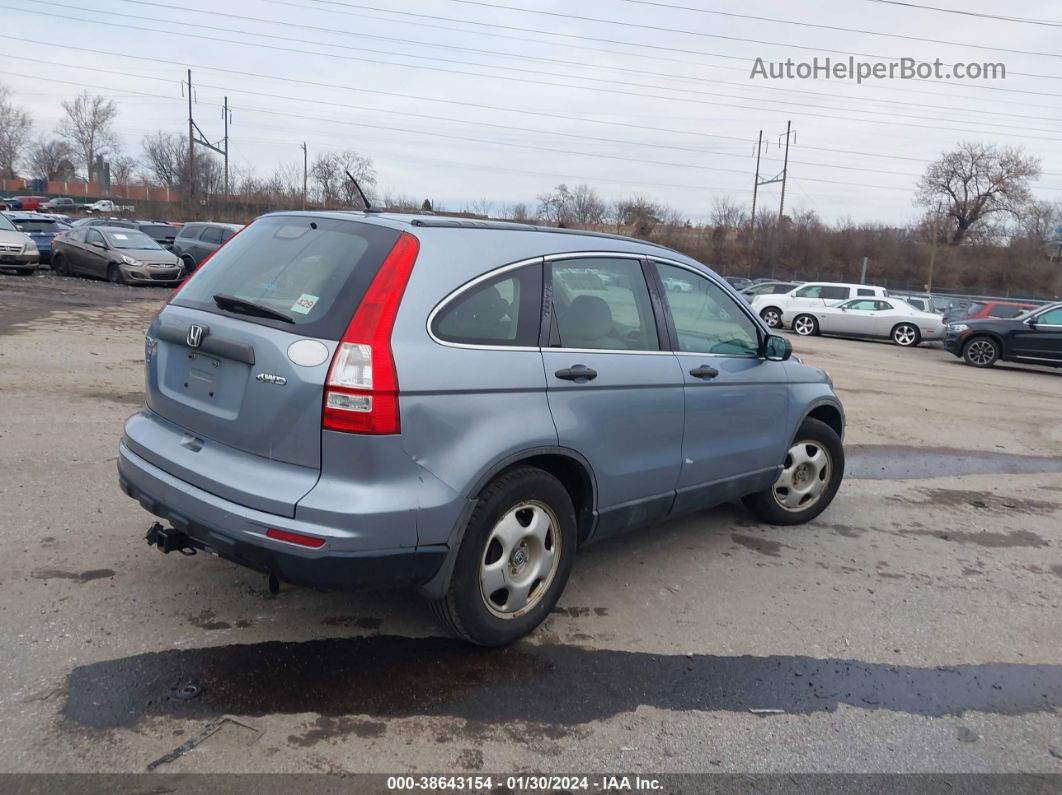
[[84, 200, 134, 214]]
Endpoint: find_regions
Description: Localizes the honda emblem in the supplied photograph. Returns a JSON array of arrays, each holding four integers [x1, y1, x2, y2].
[[187, 324, 205, 348]]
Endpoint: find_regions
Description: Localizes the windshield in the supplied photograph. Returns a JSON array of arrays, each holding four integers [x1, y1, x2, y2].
[[0, 215, 15, 232], [104, 230, 162, 250]]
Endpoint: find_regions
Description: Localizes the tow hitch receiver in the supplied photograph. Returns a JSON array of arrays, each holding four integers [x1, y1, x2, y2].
[[146, 522, 200, 556]]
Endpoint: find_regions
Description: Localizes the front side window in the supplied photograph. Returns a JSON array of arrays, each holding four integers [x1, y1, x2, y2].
[[655, 262, 760, 357], [842, 299, 880, 311], [432, 264, 542, 346], [86, 230, 105, 246], [1035, 307, 1062, 325], [550, 257, 659, 351]]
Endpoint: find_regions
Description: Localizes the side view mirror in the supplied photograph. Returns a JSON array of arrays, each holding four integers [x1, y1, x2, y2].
[[839, 305, 848, 311], [763, 334, 792, 361], [91, 240, 105, 248]]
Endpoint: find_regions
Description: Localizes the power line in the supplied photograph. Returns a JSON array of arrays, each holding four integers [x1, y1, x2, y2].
[[11, 38, 1062, 181], [68, 0, 1062, 126], [860, 0, 1062, 27], [324, 0, 1062, 79], [597, 0, 1062, 57], [9, 3, 1062, 142]]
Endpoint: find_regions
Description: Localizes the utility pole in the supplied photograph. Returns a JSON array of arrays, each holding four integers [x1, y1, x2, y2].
[[778, 119, 793, 223], [926, 202, 942, 294], [751, 130, 763, 238], [301, 142, 308, 209], [186, 69, 194, 201], [185, 70, 228, 205], [222, 96, 230, 198]]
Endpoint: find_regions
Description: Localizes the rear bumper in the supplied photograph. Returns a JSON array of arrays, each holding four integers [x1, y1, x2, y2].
[[118, 442, 447, 590]]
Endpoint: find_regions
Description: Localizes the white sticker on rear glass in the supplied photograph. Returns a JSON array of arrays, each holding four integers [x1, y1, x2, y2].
[[291, 293, 319, 314]]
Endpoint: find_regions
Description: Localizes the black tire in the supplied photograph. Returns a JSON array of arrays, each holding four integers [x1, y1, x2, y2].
[[107, 263, 125, 285], [760, 307, 783, 329], [51, 253, 68, 276], [962, 336, 999, 368], [792, 314, 819, 336], [180, 254, 197, 272], [891, 323, 921, 347], [433, 466, 577, 647], [742, 418, 845, 526]]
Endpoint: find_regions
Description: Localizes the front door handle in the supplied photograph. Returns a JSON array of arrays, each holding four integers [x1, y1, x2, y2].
[[555, 364, 598, 381], [689, 364, 719, 379]]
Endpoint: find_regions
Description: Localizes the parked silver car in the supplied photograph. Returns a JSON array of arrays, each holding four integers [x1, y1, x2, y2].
[[118, 213, 846, 645], [784, 298, 946, 347]]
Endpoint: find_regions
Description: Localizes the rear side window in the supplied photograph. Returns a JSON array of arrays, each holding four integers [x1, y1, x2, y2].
[[549, 257, 659, 351], [432, 264, 542, 347], [172, 215, 402, 339], [200, 226, 224, 244], [823, 286, 852, 299], [987, 305, 1025, 318], [856, 288, 876, 297]]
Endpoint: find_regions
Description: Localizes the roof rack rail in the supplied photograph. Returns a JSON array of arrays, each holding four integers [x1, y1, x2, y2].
[[409, 217, 678, 253]]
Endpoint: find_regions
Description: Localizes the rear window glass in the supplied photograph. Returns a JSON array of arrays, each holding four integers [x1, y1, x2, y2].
[[13, 220, 58, 232], [172, 215, 402, 339], [986, 305, 1026, 318], [140, 224, 176, 239]]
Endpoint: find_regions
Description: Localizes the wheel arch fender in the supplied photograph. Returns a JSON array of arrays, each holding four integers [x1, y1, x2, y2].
[[417, 446, 598, 600]]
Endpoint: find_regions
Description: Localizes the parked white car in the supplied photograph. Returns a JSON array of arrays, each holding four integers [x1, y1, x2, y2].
[[749, 282, 888, 329], [784, 297, 945, 347]]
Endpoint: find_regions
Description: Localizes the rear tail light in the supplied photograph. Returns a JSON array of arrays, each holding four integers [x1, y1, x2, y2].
[[323, 232, 420, 434]]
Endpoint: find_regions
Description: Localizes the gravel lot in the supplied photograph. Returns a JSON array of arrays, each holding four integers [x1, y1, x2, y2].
[[1, 271, 1060, 775]]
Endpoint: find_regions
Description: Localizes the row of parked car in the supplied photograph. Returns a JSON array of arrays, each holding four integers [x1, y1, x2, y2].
[[723, 277, 1061, 370], [0, 210, 241, 284], [0, 195, 132, 214]]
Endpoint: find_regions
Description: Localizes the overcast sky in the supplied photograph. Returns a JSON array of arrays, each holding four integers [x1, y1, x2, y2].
[[3, 0, 1062, 224]]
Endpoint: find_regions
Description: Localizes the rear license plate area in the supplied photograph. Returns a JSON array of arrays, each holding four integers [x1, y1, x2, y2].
[[182, 352, 221, 400]]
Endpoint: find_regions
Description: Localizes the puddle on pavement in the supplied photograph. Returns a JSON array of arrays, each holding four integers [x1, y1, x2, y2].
[[63, 635, 1062, 730], [846, 445, 1062, 480]]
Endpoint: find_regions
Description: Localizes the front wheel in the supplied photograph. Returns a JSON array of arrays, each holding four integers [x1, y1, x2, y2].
[[793, 314, 818, 336], [107, 264, 125, 285], [51, 254, 68, 276], [760, 307, 782, 328], [962, 337, 999, 368], [743, 418, 845, 526], [892, 323, 921, 347], [433, 466, 576, 646]]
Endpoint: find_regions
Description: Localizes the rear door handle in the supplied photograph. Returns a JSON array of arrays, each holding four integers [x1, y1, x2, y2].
[[689, 364, 719, 379], [554, 365, 598, 381]]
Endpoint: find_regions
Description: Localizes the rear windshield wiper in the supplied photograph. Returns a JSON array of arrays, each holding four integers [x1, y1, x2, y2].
[[213, 293, 295, 324]]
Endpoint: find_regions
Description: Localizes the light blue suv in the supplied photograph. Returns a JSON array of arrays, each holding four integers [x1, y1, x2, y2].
[[118, 212, 845, 645]]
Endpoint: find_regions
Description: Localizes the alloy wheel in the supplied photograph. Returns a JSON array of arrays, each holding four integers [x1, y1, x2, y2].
[[772, 441, 832, 512], [479, 501, 560, 619], [893, 325, 917, 346], [762, 309, 782, 328], [794, 316, 816, 336], [966, 339, 997, 366]]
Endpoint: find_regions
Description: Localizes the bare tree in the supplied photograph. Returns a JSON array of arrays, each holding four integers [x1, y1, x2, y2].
[[25, 137, 77, 181], [569, 184, 606, 225], [57, 91, 120, 182], [916, 142, 1041, 245], [0, 82, 32, 179], [110, 155, 139, 196], [709, 197, 749, 230], [141, 131, 185, 189], [310, 150, 376, 206]]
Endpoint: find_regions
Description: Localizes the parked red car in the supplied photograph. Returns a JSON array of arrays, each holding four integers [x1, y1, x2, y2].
[[944, 300, 1040, 324], [9, 196, 49, 211]]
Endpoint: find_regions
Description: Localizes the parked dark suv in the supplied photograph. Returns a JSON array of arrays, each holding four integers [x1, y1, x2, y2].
[[945, 302, 1062, 368], [173, 222, 242, 270], [118, 212, 846, 645]]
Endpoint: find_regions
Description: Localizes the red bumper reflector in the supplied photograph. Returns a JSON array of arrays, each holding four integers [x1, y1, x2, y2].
[[266, 528, 326, 548]]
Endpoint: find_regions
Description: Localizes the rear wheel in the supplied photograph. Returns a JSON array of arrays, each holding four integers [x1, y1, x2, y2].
[[962, 337, 999, 368], [434, 466, 576, 646], [793, 314, 818, 336], [107, 263, 125, 285], [51, 253, 68, 276], [892, 323, 920, 347], [743, 418, 844, 526], [760, 307, 783, 328]]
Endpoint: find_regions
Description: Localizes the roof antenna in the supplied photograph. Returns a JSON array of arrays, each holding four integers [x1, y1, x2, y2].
[[345, 170, 379, 212]]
